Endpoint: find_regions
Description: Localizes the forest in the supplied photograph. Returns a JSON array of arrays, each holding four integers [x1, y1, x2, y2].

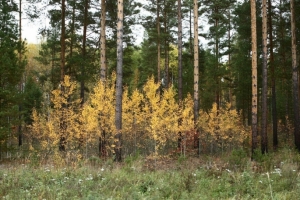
[[1, 0, 300, 166]]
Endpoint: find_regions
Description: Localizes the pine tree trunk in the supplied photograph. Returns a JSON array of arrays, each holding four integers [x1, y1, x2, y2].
[[261, 0, 268, 154], [163, 2, 169, 87], [60, 0, 66, 82], [250, 0, 258, 158], [157, 0, 161, 83], [290, 0, 300, 151], [59, 0, 66, 152], [18, 0, 22, 146], [81, 0, 89, 106], [69, 4, 75, 75], [100, 0, 106, 81], [177, 0, 183, 150], [178, 0, 182, 101], [228, 9, 232, 105], [268, 0, 278, 150], [115, 0, 124, 162], [215, 13, 220, 111], [100, 0, 107, 157], [193, 0, 199, 150]]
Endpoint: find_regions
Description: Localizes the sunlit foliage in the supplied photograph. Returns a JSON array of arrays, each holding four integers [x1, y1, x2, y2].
[[199, 103, 249, 150], [28, 74, 249, 157], [29, 76, 82, 151]]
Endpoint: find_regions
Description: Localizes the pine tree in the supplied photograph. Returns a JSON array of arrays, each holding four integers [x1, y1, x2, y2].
[[100, 0, 106, 81], [268, 0, 278, 150], [193, 0, 199, 150], [261, 0, 268, 154], [0, 0, 26, 153], [250, 0, 258, 158], [178, 0, 183, 101], [290, 0, 300, 151]]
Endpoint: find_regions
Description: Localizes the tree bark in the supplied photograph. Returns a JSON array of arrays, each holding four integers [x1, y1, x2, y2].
[[193, 0, 199, 150], [261, 0, 268, 154], [268, 0, 278, 151], [18, 0, 22, 146], [100, 0, 107, 158], [60, 0, 66, 83], [290, 0, 300, 151], [81, 0, 89, 106], [177, 0, 183, 151], [115, 0, 124, 162], [178, 0, 182, 101], [100, 0, 107, 81], [59, 0, 66, 152], [157, 0, 161, 83], [250, 0, 258, 158]]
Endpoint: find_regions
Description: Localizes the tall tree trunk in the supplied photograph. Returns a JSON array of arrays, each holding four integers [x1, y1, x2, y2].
[[163, 1, 169, 87], [177, 0, 183, 151], [178, 0, 183, 101], [59, 0, 66, 152], [100, 0, 107, 157], [18, 0, 22, 146], [215, 10, 220, 111], [193, 0, 199, 150], [261, 0, 268, 154], [279, 0, 289, 123], [228, 8, 232, 105], [100, 0, 106, 81], [60, 0, 66, 83], [250, 0, 258, 158], [115, 0, 124, 162], [81, 0, 89, 106], [290, 0, 300, 151], [157, 0, 161, 83], [189, 4, 193, 56], [268, 0, 278, 150], [69, 4, 75, 76]]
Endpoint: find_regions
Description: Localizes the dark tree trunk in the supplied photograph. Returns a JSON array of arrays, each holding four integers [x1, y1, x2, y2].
[[178, 0, 182, 101], [81, 0, 89, 106], [59, 0, 66, 151], [177, 0, 183, 151], [290, 0, 300, 151], [100, 0, 106, 81], [268, 0, 278, 150], [18, 0, 22, 146], [69, 4, 75, 75], [157, 0, 161, 83], [261, 0, 268, 154]]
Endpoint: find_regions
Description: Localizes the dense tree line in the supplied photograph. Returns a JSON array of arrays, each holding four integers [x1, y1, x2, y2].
[[0, 0, 300, 161]]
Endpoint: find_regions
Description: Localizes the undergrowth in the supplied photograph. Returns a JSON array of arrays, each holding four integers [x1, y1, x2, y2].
[[0, 147, 299, 199]]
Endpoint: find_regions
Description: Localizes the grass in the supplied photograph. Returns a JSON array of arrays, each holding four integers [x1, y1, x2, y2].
[[0, 148, 300, 199]]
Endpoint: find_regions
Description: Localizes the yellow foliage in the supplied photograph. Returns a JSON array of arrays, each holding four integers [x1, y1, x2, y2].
[[143, 76, 179, 153], [179, 93, 194, 132], [122, 87, 145, 140], [81, 75, 116, 153], [28, 72, 249, 157], [198, 103, 249, 148], [29, 75, 82, 151]]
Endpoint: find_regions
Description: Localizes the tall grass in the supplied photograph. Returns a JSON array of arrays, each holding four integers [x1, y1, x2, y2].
[[0, 147, 299, 199]]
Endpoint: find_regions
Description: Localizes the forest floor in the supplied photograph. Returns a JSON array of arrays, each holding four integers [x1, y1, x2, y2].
[[0, 147, 300, 199]]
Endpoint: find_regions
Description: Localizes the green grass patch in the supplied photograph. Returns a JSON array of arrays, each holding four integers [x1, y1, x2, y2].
[[0, 148, 300, 199]]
